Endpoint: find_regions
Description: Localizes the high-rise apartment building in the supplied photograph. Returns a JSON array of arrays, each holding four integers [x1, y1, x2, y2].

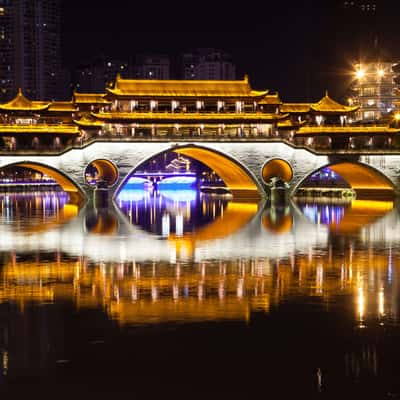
[[132, 54, 170, 80], [0, 0, 14, 101], [181, 49, 236, 80], [349, 62, 400, 121], [341, 1, 380, 54], [74, 58, 129, 93], [343, 1, 377, 12], [0, 0, 62, 101]]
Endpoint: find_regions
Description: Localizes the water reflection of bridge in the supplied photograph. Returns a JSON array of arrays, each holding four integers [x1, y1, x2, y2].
[[0, 199, 399, 263], [0, 242, 398, 326]]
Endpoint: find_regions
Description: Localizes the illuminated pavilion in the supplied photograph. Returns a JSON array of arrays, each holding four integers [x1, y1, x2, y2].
[[0, 88, 79, 151], [0, 75, 398, 152]]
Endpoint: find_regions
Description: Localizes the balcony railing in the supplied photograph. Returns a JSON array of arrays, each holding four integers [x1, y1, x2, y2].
[[0, 134, 399, 157]]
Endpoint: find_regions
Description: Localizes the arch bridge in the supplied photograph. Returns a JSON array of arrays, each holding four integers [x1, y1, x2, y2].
[[0, 141, 399, 203]]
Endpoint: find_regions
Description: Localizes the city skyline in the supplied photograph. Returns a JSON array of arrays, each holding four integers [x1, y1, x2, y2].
[[60, 0, 400, 101]]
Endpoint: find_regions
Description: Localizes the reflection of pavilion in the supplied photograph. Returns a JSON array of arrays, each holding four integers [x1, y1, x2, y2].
[[0, 244, 398, 326]]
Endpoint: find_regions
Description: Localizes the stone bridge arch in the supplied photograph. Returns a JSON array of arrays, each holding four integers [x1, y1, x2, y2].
[[114, 144, 264, 200], [0, 161, 86, 204], [293, 161, 397, 199], [3, 141, 400, 203]]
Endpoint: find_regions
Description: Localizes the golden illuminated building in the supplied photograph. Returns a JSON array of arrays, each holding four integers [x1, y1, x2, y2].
[[0, 75, 398, 153]]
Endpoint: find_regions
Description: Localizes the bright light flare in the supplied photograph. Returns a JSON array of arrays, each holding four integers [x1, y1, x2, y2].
[[356, 69, 365, 79], [377, 69, 385, 78]]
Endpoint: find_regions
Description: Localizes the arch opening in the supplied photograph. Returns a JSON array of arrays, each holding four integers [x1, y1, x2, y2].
[[262, 158, 293, 184], [172, 146, 261, 200], [0, 162, 84, 204], [115, 145, 262, 200], [294, 162, 396, 200], [114, 145, 262, 242], [84, 159, 119, 187]]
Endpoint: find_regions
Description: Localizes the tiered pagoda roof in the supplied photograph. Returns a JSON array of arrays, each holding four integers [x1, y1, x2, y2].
[[73, 91, 111, 104], [73, 115, 105, 127], [0, 89, 50, 112], [295, 126, 400, 136], [48, 101, 77, 113], [107, 74, 269, 98], [310, 93, 359, 114], [0, 124, 80, 135], [281, 92, 359, 115], [280, 103, 310, 113], [258, 93, 282, 105]]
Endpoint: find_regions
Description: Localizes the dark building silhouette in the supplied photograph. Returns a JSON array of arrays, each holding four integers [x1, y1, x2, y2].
[[132, 54, 170, 80], [74, 57, 129, 93], [0, 0, 63, 101], [181, 48, 236, 80]]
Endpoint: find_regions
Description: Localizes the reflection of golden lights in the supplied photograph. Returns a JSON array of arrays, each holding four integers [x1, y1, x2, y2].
[[316, 264, 323, 294], [329, 200, 393, 234], [357, 287, 365, 327], [0, 244, 397, 326], [350, 200, 393, 212], [168, 201, 258, 245], [2, 351, 8, 375], [262, 212, 293, 234], [378, 288, 385, 317]]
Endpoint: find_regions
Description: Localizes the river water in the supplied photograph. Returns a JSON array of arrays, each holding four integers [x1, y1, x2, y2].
[[0, 189, 399, 399]]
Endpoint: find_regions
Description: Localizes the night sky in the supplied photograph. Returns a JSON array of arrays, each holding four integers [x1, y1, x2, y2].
[[61, 0, 400, 101]]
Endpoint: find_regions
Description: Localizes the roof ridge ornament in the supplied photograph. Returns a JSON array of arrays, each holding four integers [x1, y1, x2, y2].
[[115, 72, 121, 89]]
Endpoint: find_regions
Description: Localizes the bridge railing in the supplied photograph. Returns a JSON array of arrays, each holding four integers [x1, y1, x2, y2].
[[0, 135, 400, 156]]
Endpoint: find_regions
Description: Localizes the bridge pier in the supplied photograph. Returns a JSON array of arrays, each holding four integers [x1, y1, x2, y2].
[[93, 187, 110, 208]]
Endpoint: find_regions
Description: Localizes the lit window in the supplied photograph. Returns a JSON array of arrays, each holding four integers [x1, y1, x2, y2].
[[363, 111, 375, 120], [150, 100, 157, 111], [171, 100, 179, 111], [235, 101, 243, 113]]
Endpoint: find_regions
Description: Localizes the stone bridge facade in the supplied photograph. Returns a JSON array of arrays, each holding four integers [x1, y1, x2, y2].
[[0, 140, 399, 201]]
